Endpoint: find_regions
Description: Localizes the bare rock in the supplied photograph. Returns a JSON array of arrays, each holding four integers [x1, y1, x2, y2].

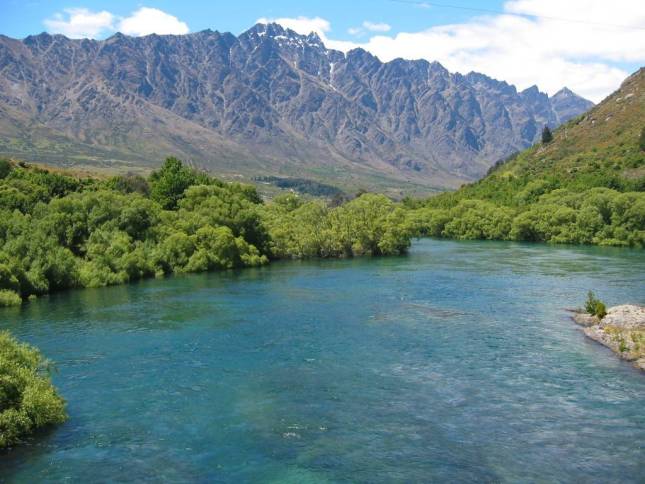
[[600, 305, 645, 330], [572, 305, 645, 372], [571, 311, 600, 326], [635, 358, 645, 371]]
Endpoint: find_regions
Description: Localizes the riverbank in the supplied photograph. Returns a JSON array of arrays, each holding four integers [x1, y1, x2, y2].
[[572, 305, 645, 371]]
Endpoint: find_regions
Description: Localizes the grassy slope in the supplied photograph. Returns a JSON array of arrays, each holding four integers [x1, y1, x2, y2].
[[431, 68, 644, 207]]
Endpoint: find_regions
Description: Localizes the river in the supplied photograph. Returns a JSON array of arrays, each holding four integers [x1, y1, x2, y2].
[[1, 239, 644, 482]]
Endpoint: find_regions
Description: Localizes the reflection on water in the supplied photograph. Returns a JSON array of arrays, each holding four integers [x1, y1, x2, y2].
[[1, 239, 644, 483]]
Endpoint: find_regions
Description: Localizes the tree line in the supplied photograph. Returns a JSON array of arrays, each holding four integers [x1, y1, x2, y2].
[[406, 185, 644, 247], [0, 158, 412, 307]]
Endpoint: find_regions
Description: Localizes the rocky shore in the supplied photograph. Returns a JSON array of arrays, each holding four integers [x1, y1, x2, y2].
[[572, 305, 645, 371]]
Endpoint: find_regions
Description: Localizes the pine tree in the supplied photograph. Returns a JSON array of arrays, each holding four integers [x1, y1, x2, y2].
[[541, 126, 553, 144]]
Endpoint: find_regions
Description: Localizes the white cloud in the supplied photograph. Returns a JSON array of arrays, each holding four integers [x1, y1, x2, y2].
[[44, 8, 115, 38], [348, 21, 391, 37], [256, 16, 331, 38], [362, 21, 391, 33], [506, 0, 645, 29], [266, 1, 645, 102], [118, 7, 189, 37], [44, 7, 189, 39]]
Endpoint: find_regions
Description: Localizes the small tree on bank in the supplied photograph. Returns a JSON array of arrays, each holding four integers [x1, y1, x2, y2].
[[585, 291, 607, 319], [541, 126, 553, 144]]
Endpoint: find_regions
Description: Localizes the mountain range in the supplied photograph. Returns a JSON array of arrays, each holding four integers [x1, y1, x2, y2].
[[0, 22, 594, 193]]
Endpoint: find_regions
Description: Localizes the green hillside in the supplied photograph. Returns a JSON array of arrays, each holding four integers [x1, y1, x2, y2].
[[407, 68, 645, 247]]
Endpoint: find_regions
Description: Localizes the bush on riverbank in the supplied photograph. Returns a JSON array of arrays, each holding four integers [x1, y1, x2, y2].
[[0, 290, 21, 307], [585, 291, 607, 319], [407, 188, 645, 247], [0, 159, 411, 306], [0, 331, 67, 448], [262, 193, 412, 258]]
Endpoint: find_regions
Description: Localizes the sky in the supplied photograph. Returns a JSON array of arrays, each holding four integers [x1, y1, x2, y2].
[[1, 0, 644, 102]]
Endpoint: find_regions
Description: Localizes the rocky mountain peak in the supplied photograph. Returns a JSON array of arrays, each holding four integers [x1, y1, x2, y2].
[[550, 86, 595, 123], [553, 86, 575, 98], [520, 85, 547, 100], [244, 22, 284, 37], [466, 72, 517, 96], [522, 84, 539, 93], [239, 22, 328, 55]]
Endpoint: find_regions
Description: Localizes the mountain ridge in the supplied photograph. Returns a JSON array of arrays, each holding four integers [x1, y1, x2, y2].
[[0, 23, 594, 193]]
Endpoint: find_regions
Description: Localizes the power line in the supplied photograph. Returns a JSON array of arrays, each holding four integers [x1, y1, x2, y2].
[[388, 0, 645, 31]]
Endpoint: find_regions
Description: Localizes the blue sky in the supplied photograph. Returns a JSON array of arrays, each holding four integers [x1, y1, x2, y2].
[[1, 0, 643, 102], [1, 0, 507, 40]]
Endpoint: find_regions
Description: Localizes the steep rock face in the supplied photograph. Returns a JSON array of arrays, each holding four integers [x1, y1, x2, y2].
[[550, 87, 595, 124], [0, 23, 594, 189]]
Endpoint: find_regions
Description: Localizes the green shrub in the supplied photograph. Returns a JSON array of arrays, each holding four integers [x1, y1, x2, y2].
[[0, 331, 67, 448], [618, 339, 628, 353], [0, 263, 20, 292], [410, 187, 644, 248], [262, 193, 411, 259], [585, 291, 607, 318], [0, 289, 21, 307]]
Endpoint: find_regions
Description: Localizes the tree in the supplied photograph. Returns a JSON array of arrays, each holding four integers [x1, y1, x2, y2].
[[0, 159, 12, 179], [149, 157, 198, 210], [541, 126, 553, 144], [639, 127, 645, 151], [585, 291, 607, 318]]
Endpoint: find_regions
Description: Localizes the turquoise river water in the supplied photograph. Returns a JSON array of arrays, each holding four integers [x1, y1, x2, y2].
[[0, 239, 644, 482]]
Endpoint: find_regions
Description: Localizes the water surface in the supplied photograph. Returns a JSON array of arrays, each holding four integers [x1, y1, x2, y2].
[[1, 239, 644, 482]]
